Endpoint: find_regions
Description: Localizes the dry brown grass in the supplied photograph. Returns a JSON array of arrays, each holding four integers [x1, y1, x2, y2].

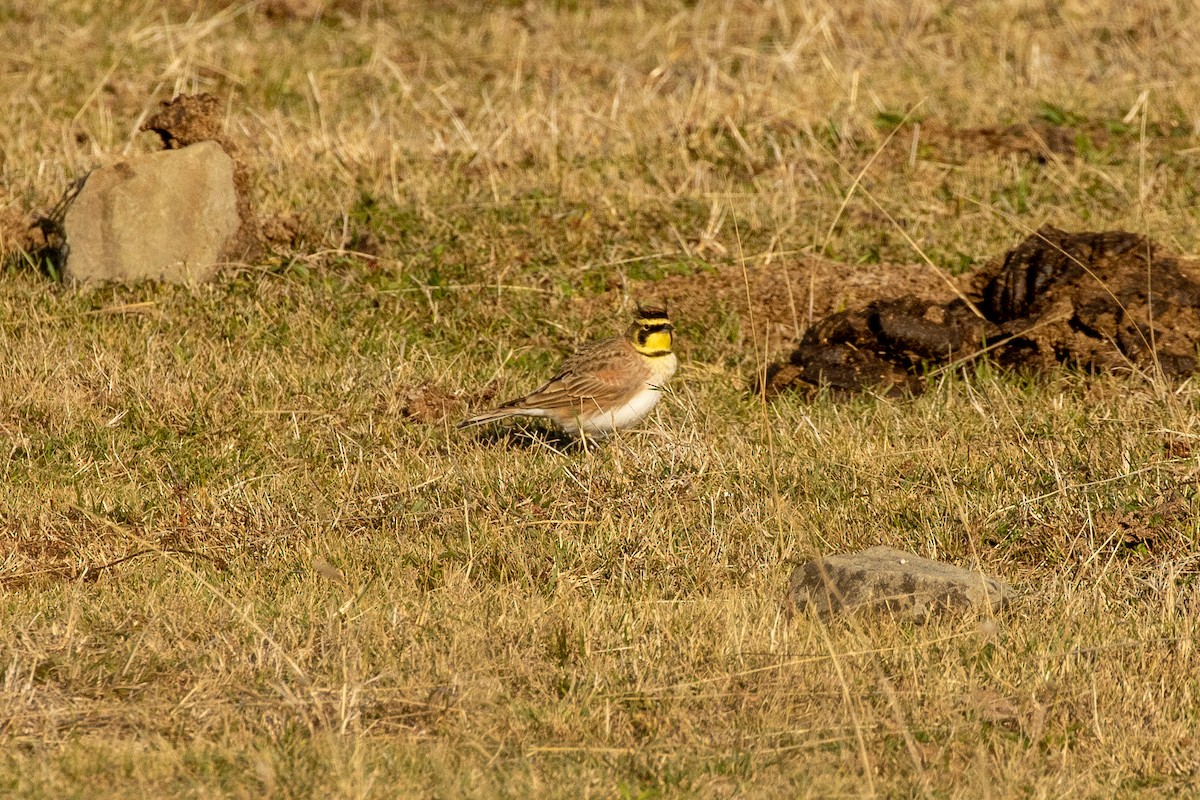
[[4, 1, 1200, 796]]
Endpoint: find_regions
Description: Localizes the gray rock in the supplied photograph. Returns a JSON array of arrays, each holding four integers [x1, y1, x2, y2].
[[787, 545, 1015, 622], [61, 141, 240, 285]]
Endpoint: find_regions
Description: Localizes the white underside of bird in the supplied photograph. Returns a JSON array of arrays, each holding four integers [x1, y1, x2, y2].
[[556, 367, 674, 435], [461, 349, 677, 437]]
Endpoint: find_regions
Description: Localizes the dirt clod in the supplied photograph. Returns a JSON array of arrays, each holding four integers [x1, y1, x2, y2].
[[143, 93, 227, 151], [259, 211, 314, 250], [765, 227, 1200, 397], [0, 190, 58, 269], [0, 205, 40, 260], [399, 383, 463, 425]]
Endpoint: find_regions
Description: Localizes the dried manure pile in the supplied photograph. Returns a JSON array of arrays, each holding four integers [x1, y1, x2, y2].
[[764, 227, 1200, 397]]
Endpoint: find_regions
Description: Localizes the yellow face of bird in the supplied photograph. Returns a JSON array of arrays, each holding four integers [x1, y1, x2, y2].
[[628, 307, 673, 357]]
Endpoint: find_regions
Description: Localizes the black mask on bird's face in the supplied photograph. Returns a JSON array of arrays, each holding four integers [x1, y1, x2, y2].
[[629, 305, 673, 356]]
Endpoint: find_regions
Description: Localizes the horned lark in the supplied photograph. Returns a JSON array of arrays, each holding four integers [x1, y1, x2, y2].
[[459, 305, 677, 437]]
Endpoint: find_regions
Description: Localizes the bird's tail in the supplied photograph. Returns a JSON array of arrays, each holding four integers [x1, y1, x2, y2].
[[456, 406, 532, 429]]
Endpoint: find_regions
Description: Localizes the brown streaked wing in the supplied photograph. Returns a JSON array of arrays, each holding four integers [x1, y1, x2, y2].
[[508, 338, 646, 413]]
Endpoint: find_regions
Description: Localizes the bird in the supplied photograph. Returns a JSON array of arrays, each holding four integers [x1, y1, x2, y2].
[[459, 305, 677, 437]]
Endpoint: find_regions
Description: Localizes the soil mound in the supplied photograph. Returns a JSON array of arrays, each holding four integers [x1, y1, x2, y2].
[[0, 202, 43, 264], [0, 187, 65, 272], [765, 227, 1200, 397]]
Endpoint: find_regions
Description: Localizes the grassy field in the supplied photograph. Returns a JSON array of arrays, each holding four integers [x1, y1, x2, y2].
[[4, 0, 1200, 796]]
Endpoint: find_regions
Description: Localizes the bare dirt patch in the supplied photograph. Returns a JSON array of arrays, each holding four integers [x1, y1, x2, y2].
[[871, 113, 1169, 168], [764, 228, 1200, 397], [910, 119, 1108, 163], [0, 204, 37, 261], [0, 190, 55, 268], [627, 256, 956, 347], [992, 491, 1197, 568], [398, 382, 463, 425], [259, 0, 368, 21]]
